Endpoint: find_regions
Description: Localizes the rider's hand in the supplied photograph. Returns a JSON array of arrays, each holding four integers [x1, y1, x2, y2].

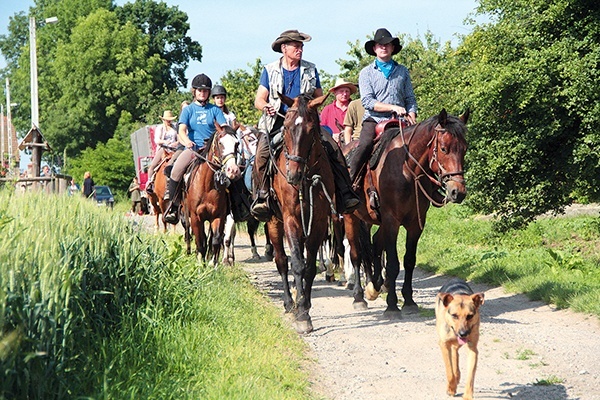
[[405, 112, 417, 125], [185, 141, 195, 148], [391, 105, 407, 118], [263, 104, 276, 116]]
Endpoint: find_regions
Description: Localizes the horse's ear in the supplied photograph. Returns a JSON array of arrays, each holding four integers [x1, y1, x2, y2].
[[278, 92, 295, 108], [459, 108, 470, 124], [214, 120, 223, 133], [308, 92, 330, 109], [335, 119, 344, 132], [438, 108, 448, 127]]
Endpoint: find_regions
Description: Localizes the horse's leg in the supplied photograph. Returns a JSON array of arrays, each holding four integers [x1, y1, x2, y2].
[[372, 227, 385, 292], [209, 217, 225, 267], [269, 220, 294, 313], [343, 214, 367, 309], [401, 224, 423, 314], [223, 213, 235, 265], [190, 213, 206, 262], [297, 238, 319, 334], [264, 223, 274, 261], [381, 221, 402, 319], [247, 217, 260, 259], [332, 216, 349, 287]]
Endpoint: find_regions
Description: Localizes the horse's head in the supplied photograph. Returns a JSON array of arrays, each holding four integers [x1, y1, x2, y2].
[[215, 123, 241, 181], [280, 92, 329, 185], [427, 109, 469, 204]]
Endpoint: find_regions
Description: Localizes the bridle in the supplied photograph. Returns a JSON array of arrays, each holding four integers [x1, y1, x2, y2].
[[281, 107, 314, 184], [400, 122, 465, 228]]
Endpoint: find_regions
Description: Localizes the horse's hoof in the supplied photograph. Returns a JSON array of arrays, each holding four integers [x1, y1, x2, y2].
[[402, 303, 419, 315], [365, 282, 380, 301], [346, 282, 355, 291], [325, 274, 336, 283], [294, 318, 313, 334], [383, 308, 402, 320], [353, 300, 368, 311]]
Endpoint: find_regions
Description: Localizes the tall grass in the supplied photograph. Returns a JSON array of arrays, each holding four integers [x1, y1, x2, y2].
[[0, 191, 314, 399], [414, 204, 600, 316]]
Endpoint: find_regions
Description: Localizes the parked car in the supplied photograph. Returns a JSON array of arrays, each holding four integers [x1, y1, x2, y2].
[[94, 185, 115, 209]]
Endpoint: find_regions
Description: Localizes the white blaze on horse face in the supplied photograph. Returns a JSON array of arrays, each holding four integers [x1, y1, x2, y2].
[[295, 116, 303, 126], [220, 134, 241, 180]]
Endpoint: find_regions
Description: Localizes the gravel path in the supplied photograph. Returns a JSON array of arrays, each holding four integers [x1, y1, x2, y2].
[[236, 234, 600, 400]]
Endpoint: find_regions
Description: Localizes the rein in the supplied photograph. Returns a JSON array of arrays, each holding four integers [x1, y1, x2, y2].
[[264, 108, 337, 237], [400, 123, 464, 229]]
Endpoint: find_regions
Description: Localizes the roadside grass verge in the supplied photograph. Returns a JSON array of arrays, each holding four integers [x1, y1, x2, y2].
[[413, 204, 600, 317], [0, 191, 314, 399]]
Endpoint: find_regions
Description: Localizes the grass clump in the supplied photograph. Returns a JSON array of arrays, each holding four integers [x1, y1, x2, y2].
[[414, 204, 600, 316], [0, 191, 313, 399]]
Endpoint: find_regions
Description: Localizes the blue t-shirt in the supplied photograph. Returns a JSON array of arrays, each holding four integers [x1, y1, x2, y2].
[[259, 66, 321, 111], [179, 102, 227, 146]]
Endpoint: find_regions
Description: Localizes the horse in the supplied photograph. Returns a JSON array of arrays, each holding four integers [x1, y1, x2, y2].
[[147, 149, 177, 233], [181, 124, 240, 265], [266, 92, 336, 334], [344, 109, 468, 317], [220, 125, 273, 265]]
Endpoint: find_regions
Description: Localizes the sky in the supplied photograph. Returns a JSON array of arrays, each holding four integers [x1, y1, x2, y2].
[[0, 0, 484, 169]]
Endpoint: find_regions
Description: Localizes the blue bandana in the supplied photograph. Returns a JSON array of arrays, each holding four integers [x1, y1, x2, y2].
[[375, 59, 395, 79]]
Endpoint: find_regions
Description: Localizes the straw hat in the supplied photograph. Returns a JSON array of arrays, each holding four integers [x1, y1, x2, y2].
[[328, 78, 358, 94], [364, 28, 402, 56], [271, 29, 312, 53], [160, 110, 176, 121]]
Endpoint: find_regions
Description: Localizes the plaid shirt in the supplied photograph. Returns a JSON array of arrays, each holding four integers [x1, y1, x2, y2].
[[359, 60, 418, 122]]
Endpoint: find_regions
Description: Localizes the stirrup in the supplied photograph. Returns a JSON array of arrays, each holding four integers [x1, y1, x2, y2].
[[164, 205, 179, 224], [250, 199, 271, 222], [146, 181, 154, 194]]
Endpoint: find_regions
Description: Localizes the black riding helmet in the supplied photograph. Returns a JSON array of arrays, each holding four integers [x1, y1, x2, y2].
[[211, 85, 227, 97], [191, 73, 212, 90]]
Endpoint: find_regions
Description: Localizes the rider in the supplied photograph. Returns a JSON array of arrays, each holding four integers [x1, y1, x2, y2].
[[212, 85, 240, 131], [251, 29, 360, 221], [146, 110, 179, 194], [349, 28, 418, 183], [163, 73, 227, 224]]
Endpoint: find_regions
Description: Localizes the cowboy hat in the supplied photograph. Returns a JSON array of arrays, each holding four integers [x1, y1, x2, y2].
[[364, 28, 402, 56], [271, 29, 312, 53], [160, 110, 176, 121], [328, 78, 358, 94]]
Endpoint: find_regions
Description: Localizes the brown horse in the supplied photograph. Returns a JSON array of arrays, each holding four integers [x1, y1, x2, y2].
[[182, 124, 240, 265], [147, 151, 177, 233], [344, 109, 469, 317], [266, 93, 335, 334]]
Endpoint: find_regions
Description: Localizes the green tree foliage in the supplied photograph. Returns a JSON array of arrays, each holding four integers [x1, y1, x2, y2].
[[220, 59, 264, 127], [46, 9, 163, 155], [456, 0, 600, 228], [115, 0, 202, 90]]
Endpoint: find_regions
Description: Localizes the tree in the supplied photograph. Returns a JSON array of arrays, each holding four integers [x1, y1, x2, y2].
[[115, 0, 202, 90], [219, 59, 264, 127]]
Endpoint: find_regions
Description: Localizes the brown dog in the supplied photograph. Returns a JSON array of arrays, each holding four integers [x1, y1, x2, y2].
[[435, 278, 485, 400]]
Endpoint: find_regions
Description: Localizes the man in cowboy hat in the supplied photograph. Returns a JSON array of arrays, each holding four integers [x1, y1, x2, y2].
[[250, 29, 359, 221], [320, 77, 358, 144], [146, 110, 179, 194], [349, 28, 418, 183]]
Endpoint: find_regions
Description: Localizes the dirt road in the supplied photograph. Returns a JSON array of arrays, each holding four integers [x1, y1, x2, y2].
[[235, 235, 600, 400]]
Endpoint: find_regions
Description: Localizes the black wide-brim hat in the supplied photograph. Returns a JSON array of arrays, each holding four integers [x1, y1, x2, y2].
[[365, 28, 402, 56]]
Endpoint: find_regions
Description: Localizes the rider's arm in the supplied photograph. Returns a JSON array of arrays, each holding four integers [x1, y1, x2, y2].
[[178, 123, 194, 148], [255, 85, 276, 116]]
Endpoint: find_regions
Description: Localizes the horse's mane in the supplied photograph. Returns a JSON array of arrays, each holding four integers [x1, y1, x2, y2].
[[418, 114, 467, 139]]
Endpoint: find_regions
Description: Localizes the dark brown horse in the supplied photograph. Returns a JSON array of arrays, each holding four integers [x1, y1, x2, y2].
[[344, 109, 468, 317], [266, 93, 335, 334], [182, 124, 240, 265]]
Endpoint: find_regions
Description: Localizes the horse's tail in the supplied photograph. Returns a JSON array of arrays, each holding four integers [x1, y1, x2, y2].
[[359, 220, 373, 274]]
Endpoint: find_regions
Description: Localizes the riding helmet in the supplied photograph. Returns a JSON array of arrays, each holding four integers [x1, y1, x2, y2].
[[191, 73, 212, 90], [211, 85, 227, 97]]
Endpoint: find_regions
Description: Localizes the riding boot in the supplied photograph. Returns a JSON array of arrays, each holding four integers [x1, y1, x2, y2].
[[321, 137, 360, 213], [145, 179, 154, 194], [163, 166, 174, 200], [348, 143, 372, 186], [164, 178, 180, 224]]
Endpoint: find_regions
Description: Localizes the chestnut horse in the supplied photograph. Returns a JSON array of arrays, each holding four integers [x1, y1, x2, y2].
[[182, 124, 240, 265], [344, 109, 469, 317], [267, 93, 335, 334], [147, 149, 177, 233]]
